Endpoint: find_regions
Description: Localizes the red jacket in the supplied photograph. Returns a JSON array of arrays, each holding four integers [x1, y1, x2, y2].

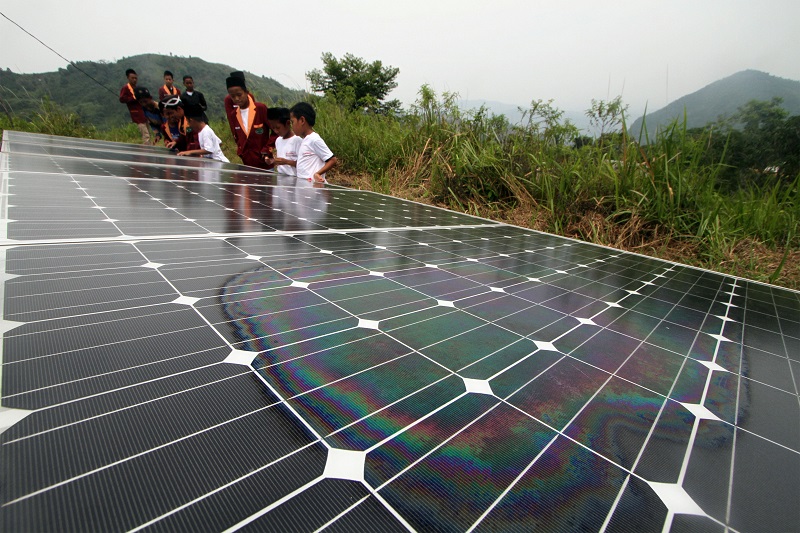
[[226, 96, 275, 169], [224, 95, 236, 138], [158, 84, 180, 101], [119, 84, 145, 124]]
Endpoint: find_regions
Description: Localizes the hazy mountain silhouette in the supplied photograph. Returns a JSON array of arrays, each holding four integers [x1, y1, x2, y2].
[[628, 70, 800, 138]]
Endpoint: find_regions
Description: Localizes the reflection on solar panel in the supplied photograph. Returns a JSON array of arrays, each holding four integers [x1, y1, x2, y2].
[[2, 131, 798, 532]]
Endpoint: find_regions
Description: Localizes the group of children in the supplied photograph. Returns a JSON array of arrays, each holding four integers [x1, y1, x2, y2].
[[119, 69, 336, 183]]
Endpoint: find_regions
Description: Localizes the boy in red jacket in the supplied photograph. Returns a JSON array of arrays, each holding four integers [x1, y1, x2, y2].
[[118, 69, 150, 144], [158, 70, 180, 101], [224, 71, 245, 138], [225, 76, 274, 170]]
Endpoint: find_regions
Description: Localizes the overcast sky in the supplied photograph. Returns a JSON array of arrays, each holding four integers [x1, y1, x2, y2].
[[1, 0, 798, 116]]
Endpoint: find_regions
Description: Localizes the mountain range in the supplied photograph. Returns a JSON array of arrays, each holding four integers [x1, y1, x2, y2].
[[461, 70, 800, 137], [627, 70, 800, 137]]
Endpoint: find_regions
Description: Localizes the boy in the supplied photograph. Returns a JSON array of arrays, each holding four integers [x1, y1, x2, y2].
[[178, 112, 229, 163], [119, 68, 150, 144], [290, 102, 338, 183], [266, 107, 302, 176], [181, 75, 208, 123], [224, 70, 245, 138], [160, 97, 198, 152], [225, 75, 274, 170], [135, 87, 163, 145], [158, 70, 180, 101]]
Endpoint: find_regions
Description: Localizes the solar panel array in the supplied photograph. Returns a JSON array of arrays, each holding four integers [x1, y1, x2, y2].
[[2, 131, 798, 532]]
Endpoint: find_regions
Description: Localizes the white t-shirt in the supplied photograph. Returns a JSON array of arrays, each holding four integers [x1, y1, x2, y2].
[[239, 108, 250, 134], [275, 134, 302, 176], [197, 125, 229, 163], [296, 132, 334, 181]]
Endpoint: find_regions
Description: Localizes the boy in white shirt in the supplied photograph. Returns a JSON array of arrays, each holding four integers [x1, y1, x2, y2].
[[289, 102, 338, 183], [266, 107, 302, 176], [178, 113, 230, 163]]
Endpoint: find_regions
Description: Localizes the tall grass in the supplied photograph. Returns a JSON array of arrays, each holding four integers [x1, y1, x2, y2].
[[316, 87, 798, 286], [0, 97, 98, 139]]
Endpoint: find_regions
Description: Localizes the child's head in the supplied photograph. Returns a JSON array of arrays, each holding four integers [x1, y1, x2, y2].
[[183, 75, 194, 92], [161, 97, 184, 124], [125, 69, 137, 85], [163, 70, 174, 86], [267, 107, 292, 137], [289, 102, 316, 137], [226, 76, 250, 108], [186, 113, 205, 131], [134, 87, 156, 108]]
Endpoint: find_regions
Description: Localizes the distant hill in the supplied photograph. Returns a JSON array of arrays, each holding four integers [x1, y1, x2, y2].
[[0, 53, 303, 129], [629, 70, 800, 138]]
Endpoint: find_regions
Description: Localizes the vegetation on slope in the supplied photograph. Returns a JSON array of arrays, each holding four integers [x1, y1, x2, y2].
[[0, 53, 301, 129]]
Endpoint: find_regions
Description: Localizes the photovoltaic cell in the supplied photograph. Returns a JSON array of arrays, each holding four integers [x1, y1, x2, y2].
[[1, 131, 798, 532]]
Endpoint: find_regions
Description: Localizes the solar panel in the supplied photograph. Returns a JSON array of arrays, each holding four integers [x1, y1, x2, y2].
[[2, 130, 798, 532]]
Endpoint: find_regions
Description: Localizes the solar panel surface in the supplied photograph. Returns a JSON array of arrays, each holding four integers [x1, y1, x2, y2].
[[2, 131, 799, 532]]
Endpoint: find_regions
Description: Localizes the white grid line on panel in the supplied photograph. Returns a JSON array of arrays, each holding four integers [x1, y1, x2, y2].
[[2, 399, 296, 506], [3, 365, 252, 443]]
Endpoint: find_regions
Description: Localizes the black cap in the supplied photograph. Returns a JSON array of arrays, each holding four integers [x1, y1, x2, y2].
[[134, 87, 152, 100], [184, 110, 204, 121], [229, 70, 245, 80], [226, 76, 247, 90]]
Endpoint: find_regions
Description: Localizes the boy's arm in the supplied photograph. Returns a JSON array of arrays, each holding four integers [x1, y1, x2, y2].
[[177, 149, 211, 157], [310, 135, 336, 182], [313, 156, 337, 183], [119, 86, 134, 104], [199, 92, 208, 111], [272, 157, 297, 167]]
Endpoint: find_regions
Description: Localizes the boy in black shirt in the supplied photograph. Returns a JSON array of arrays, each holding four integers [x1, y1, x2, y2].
[[181, 75, 208, 123]]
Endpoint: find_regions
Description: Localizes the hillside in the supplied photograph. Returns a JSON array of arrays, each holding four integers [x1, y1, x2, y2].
[[0, 53, 303, 129], [629, 70, 800, 137]]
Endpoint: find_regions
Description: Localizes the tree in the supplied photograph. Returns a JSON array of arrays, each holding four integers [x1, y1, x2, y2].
[[700, 98, 799, 187], [518, 99, 579, 147], [307, 53, 401, 114], [586, 96, 628, 138]]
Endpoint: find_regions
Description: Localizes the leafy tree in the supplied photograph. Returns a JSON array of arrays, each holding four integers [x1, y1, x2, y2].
[[518, 99, 579, 147], [307, 53, 401, 114], [731, 98, 787, 173], [701, 98, 799, 186], [777, 115, 800, 180], [586, 96, 628, 140]]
